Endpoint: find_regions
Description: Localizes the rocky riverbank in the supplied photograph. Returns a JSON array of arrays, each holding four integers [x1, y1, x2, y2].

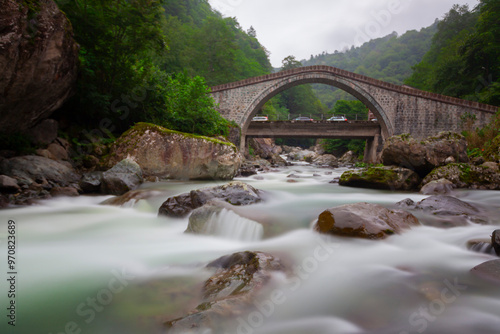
[[0, 122, 242, 207]]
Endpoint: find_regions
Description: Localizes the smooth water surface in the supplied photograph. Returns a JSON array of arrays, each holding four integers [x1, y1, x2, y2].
[[1, 164, 500, 334]]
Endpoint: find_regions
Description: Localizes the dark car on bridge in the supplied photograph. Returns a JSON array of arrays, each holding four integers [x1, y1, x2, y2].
[[293, 116, 313, 122]]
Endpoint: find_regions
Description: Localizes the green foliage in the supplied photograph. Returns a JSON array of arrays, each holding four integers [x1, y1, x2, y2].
[[0, 132, 35, 155], [146, 71, 230, 137], [303, 26, 437, 108], [261, 56, 328, 120], [331, 100, 368, 120], [406, 1, 500, 105], [55, 0, 272, 140], [463, 110, 500, 159]]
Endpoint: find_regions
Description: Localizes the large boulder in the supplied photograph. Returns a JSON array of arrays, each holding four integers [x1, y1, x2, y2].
[[314, 203, 420, 240], [419, 178, 455, 195], [397, 195, 489, 226], [104, 123, 241, 181], [158, 181, 264, 218], [101, 159, 143, 196], [313, 154, 339, 168], [0, 0, 79, 134], [381, 132, 469, 177], [165, 251, 285, 333], [0, 155, 79, 187], [339, 166, 421, 191], [422, 163, 500, 190]]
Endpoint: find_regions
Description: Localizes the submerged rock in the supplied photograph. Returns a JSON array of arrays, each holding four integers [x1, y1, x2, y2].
[[104, 123, 241, 181], [471, 260, 500, 285], [397, 195, 489, 227], [165, 251, 285, 332], [381, 132, 469, 177], [339, 166, 421, 191], [314, 203, 420, 240], [158, 181, 264, 218]]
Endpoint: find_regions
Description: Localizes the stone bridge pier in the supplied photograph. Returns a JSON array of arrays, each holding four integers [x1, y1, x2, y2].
[[210, 66, 497, 161]]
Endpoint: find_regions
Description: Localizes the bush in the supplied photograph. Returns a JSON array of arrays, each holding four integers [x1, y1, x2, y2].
[[146, 70, 231, 137]]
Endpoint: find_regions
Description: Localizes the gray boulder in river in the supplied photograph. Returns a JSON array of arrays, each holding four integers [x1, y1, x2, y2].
[[103, 123, 241, 181], [314, 202, 420, 240], [158, 181, 264, 218]]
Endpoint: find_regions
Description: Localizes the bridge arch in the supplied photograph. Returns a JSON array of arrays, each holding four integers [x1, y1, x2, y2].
[[239, 72, 393, 141], [211, 65, 496, 155]]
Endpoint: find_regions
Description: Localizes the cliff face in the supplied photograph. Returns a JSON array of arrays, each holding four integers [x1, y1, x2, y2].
[[104, 123, 242, 181], [0, 0, 78, 133]]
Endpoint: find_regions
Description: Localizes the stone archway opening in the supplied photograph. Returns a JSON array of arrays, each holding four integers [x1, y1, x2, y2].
[[239, 75, 389, 162]]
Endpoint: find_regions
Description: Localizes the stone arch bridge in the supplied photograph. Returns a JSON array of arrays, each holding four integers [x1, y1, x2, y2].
[[210, 66, 497, 161]]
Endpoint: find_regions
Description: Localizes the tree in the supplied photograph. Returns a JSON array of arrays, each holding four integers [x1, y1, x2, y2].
[[281, 55, 303, 71]]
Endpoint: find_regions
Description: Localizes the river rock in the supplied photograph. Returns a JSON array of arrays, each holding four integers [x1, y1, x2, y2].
[[158, 181, 264, 218], [338, 150, 358, 165], [471, 260, 500, 285], [493, 230, 500, 256], [422, 163, 500, 190], [313, 154, 339, 168], [405, 195, 489, 226], [0, 0, 79, 134], [419, 178, 455, 195], [104, 123, 241, 180], [0, 155, 79, 187], [314, 203, 420, 240], [381, 132, 469, 177], [339, 166, 421, 191], [101, 159, 143, 196], [165, 251, 285, 332], [0, 175, 20, 193], [101, 189, 164, 207], [29, 119, 58, 145], [50, 186, 79, 197]]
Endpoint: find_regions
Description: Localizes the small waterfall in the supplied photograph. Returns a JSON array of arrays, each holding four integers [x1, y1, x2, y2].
[[202, 208, 264, 242], [470, 241, 497, 255]]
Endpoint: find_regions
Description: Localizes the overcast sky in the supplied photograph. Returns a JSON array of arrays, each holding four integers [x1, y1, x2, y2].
[[208, 0, 480, 67]]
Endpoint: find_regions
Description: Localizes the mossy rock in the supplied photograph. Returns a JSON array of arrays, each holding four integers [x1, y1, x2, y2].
[[339, 166, 421, 191]]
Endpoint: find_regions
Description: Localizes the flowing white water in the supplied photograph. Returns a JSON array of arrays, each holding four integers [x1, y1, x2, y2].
[[1, 164, 500, 334], [200, 208, 264, 242]]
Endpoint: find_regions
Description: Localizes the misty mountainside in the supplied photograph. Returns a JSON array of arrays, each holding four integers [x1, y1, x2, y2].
[[302, 24, 437, 108]]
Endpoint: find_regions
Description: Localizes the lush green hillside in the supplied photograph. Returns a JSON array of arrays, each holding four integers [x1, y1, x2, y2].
[[54, 0, 272, 138], [405, 1, 500, 106], [302, 25, 437, 108]]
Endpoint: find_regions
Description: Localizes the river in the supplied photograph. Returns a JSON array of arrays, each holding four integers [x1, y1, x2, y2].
[[1, 163, 500, 334]]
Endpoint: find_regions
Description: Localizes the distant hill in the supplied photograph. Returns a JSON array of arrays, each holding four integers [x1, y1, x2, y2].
[[301, 24, 437, 108]]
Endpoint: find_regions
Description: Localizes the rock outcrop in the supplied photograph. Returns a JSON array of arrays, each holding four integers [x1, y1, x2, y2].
[[396, 195, 489, 227], [165, 251, 285, 333], [101, 159, 143, 196], [339, 166, 421, 191], [158, 181, 264, 218], [381, 132, 469, 177], [314, 203, 420, 240], [0, 0, 79, 133], [104, 123, 241, 181], [421, 163, 500, 190]]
